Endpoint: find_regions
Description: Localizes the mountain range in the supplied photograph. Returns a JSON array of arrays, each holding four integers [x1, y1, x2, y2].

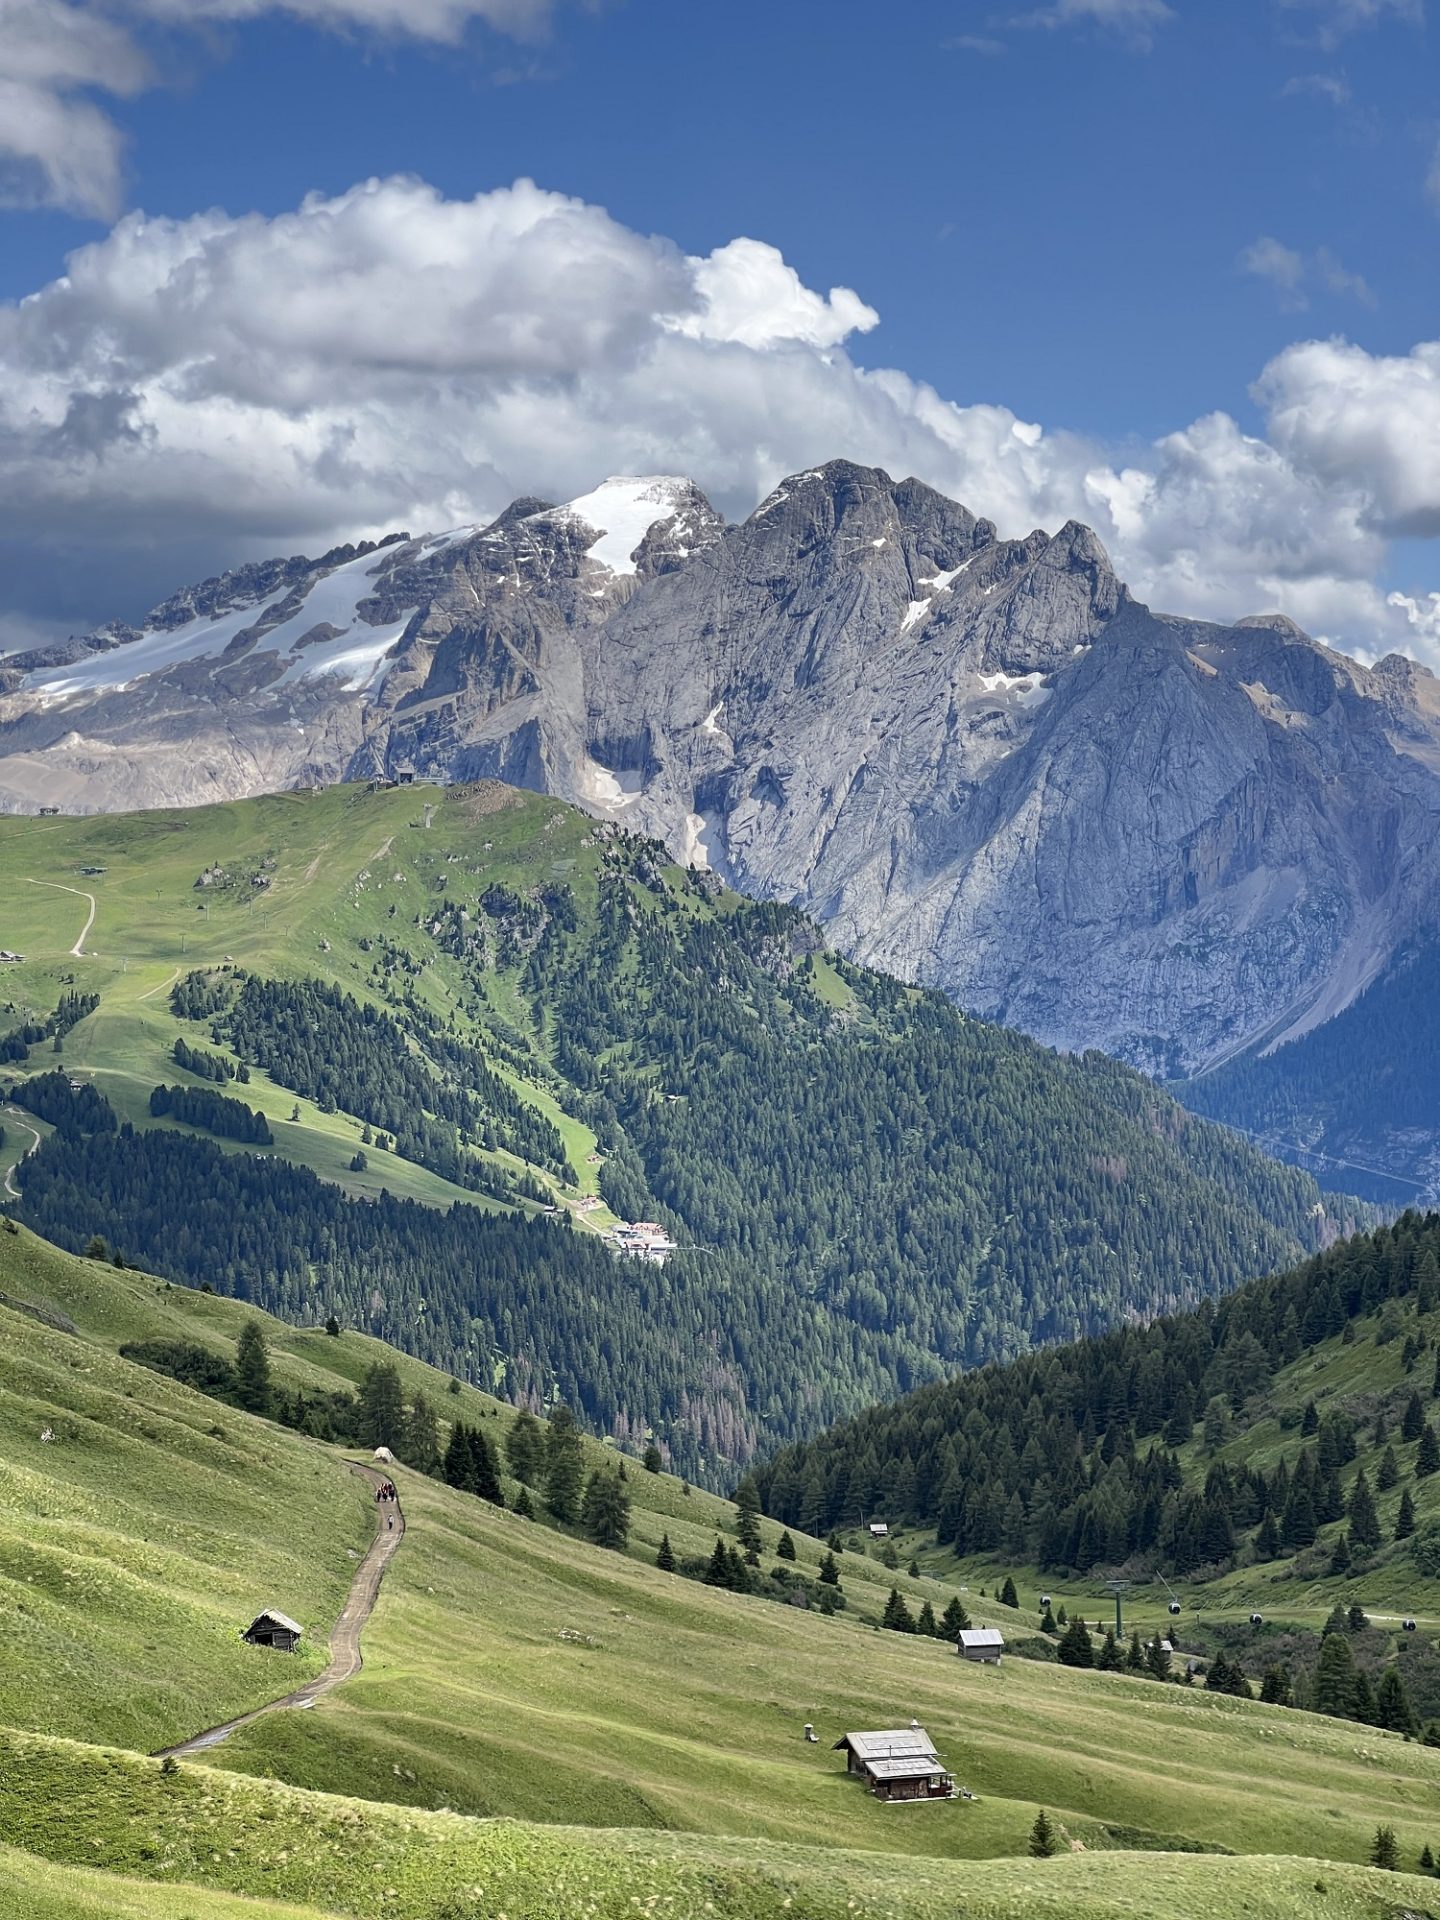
[[5, 459, 1438, 1194]]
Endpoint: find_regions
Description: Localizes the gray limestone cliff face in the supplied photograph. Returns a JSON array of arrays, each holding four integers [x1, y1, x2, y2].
[[4, 458, 1439, 1078]]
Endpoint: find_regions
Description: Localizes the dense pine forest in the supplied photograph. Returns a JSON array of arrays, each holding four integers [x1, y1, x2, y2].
[[757, 1213, 1440, 1576], [0, 784, 1369, 1480]]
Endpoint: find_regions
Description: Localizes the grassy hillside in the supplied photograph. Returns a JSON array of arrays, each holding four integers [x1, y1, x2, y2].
[[0, 781, 1363, 1481], [7, 1229, 1440, 1918], [763, 1214, 1440, 1709]]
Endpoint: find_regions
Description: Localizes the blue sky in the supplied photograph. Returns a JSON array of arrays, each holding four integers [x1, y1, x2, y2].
[[2, 0, 1439, 658]]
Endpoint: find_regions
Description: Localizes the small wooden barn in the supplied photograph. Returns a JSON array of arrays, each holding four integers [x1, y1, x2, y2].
[[242, 1609, 304, 1653], [957, 1627, 1006, 1665], [833, 1729, 956, 1803]]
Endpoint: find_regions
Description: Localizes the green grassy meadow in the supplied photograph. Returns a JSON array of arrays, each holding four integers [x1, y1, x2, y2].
[[5, 1224, 1440, 1920], [0, 783, 614, 1218]]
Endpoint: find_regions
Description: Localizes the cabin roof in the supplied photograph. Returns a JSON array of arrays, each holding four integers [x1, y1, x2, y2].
[[958, 1628, 1005, 1649], [862, 1755, 954, 1782], [249, 1609, 304, 1637], [833, 1729, 938, 1762]]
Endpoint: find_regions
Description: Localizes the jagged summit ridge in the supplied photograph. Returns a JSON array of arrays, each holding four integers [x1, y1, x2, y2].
[[2, 456, 1438, 1090]]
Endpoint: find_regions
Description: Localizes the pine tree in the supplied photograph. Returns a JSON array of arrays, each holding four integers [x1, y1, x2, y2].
[[917, 1600, 938, 1637], [405, 1392, 440, 1476], [776, 1530, 797, 1561], [1146, 1635, 1172, 1682], [543, 1403, 584, 1522], [999, 1575, 1019, 1608], [734, 1474, 763, 1551], [512, 1485, 535, 1518], [1260, 1664, 1292, 1705], [1376, 1666, 1419, 1735], [940, 1595, 971, 1638], [468, 1425, 504, 1506], [1057, 1617, 1094, 1668], [656, 1531, 675, 1571], [1098, 1627, 1123, 1671], [506, 1408, 546, 1485], [442, 1422, 475, 1492], [1125, 1630, 1145, 1673], [581, 1468, 630, 1549], [1040, 1604, 1058, 1635], [357, 1362, 404, 1450], [1300, 1400, 1319, 1436], [1418, 1423, 1440, 1479], [1404, 1391, 1427, 1442], [1253, 1511, 1281, 1559], [1028, 1809, 1058, 1858], [703, 1537, 730, 1586], [1371, 1825, 1399, 1871], [1347, 1602, 1369, 1632], [642, 1441, 663, 1473], [1348, 1469, 1381, 1553], [1420, 1843, 1435, 1873], [1322, 1603, 1348, 1638], [1314, 1630, 1358, 1718], [1378, 1445, 1401, 1491], [1396, 1487, 1417, 1541], [818, 1551, 840, 1586], [234, 1320, 273, 1416], [881, 1587, 916, 1633]]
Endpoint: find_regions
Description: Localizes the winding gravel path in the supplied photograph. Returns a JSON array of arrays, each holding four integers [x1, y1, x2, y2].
[[25, 878, 97, 957], [155, 1462, 404, 1759]]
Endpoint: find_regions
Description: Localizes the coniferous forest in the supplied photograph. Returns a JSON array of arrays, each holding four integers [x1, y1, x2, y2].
[[2, 810, 1368, 1479]]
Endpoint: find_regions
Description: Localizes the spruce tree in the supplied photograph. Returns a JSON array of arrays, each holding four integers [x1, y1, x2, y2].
[[1028, 1809, 1058, 1858], [1418, 1423, 1440, 1479], [442, 1422, 475, 1492], [1260, 1664, 1292, 1706], [512, 1484, 535, 1519], [468, 1426, 504, 1506], [1040, 1604, 1058, 1635], [999, 1575, 1019, 1608], [1146, 1635, 1172, 1682], [1314, 1630, 1358, 1717], [917, 1599, 938, 1637], [543, 1403, 584, 1522], [581, 1468, 630, 1549], [1098, 1627, 1123, 1671], [1371, 1825, 1399, 1871], [1349, 1468, 1381, 1552], [1396, 1486, 1417, 1541], [505, 1408, 546, 1485], [1125, 1630, 1145, 1673], [357, 1362, 404, 1450], [642, 1441, 663, 1473], [405, 1392, 440, 1476], [881, 1587, 916, 1633], [703, 1537, 730, 1586], [1377, 1445, 1400, 1491], [940, 1595, 971, 1638], [733, 1474, 763, 1552], [656, 1531, 675, 1571], [234, 1320, 273, 1416], [776, 1530, 797, 1561], [1404, 1391, 1426, 1442], [1376, 1666, 1419, 1736], [1057, 1617, 1094, 1668], [1419, 1843, 1435, 1872], [818, 1551, 840, 1586]]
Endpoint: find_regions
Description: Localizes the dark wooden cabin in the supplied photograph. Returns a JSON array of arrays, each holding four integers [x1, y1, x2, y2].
[[833, 1729, 957, 1803], [242, 1609, 304, 1653]]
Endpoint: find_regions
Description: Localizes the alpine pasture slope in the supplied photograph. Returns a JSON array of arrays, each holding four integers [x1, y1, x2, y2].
[[0, 779, 1360, 1481], [3, 1226, 1440, 1920]]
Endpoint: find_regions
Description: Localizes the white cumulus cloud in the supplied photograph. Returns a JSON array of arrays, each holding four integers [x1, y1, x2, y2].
[[1, 174, 1439, 671]]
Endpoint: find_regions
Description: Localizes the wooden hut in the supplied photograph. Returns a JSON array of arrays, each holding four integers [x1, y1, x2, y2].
[[241, 1609, 304, 1653], [957, 1627, 1006, 1665], [833, 1729, 956, 1803]]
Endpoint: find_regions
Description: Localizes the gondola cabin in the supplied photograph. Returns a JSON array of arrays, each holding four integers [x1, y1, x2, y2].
[[833, 1729, 957, 1803], [242, 1609, 304, 1653]]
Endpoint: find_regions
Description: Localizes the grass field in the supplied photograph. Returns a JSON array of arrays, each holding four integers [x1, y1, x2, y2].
[[0, 783, 615, 1219], [6, 1225, 1440, 1919]]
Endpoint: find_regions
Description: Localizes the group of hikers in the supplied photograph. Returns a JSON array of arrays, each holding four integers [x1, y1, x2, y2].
[[374, 1479, 398, 1529]]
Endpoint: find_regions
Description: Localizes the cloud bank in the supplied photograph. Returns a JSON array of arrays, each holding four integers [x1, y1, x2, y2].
[[2, 173, 1438, 665]]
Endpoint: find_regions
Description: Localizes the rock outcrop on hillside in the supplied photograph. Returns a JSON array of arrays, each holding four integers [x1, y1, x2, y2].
[[5, 459, 1440, 1084]]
